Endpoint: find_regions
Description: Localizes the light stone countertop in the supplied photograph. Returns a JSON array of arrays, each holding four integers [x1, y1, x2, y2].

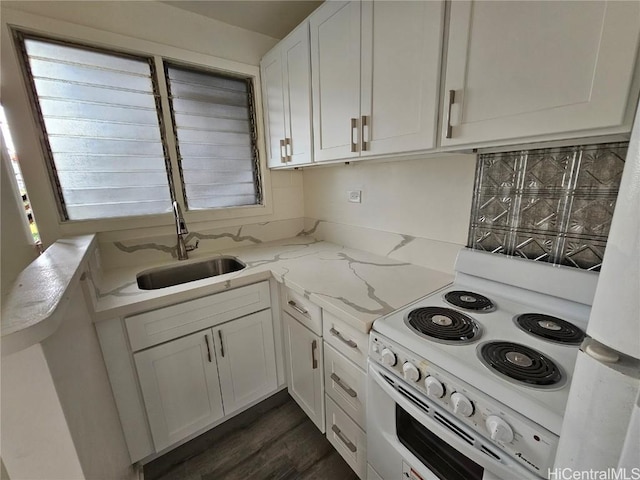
[[1, 234, 97, 356], [91, 236, 454, 333], [2, 234, 455, 356]]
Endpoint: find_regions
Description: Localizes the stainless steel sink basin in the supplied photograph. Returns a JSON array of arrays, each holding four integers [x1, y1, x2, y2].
[[136, 256, 246, 290]]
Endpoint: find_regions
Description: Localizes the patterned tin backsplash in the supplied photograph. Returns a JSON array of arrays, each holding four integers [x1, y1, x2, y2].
[[468, 142, 628, 271]]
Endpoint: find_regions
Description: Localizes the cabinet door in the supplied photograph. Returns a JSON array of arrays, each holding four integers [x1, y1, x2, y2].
[[281, 21, 313, 166], [260, 46, 286, 167], [134, 330, 224, 451], [283, 312, 325, 432], [310, 1, 361, 162], [442, 0, 640, 147], [215, 310, 278, 414], [360, 0, 444, 156]]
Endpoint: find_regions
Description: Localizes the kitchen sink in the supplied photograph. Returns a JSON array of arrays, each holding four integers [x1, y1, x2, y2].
[[136, 256, 246, 290]]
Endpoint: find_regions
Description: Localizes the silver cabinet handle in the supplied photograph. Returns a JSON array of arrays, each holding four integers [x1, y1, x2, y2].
[[279, 139, 287, 163], [218, 329, 225, 357], [330, 327, 357, 348], [445, 89, 456, 139], [350, 117, 358, 153], [288, 300, 308, 316], [285, 137, 292, 162], [204, 334, 212, 363], [311, 339, 318, 369], [330, 373, 357, 398], [361, 115, 369, 151], [331, 424, 357, 453]]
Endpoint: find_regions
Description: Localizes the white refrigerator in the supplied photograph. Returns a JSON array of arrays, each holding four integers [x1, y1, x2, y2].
[[554, 104, 640, 472]]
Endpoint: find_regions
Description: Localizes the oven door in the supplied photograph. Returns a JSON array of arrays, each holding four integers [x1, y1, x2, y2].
[[367, 361, 538, 480]]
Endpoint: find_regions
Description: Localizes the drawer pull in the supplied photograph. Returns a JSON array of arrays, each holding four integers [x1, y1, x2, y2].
[[285, 137, 292, 162], [311, 339, 318, 369], [204, 334, 212, 363], [330, 327, 357, 348], [445, 89, 456, 139], [361, 115, 369, 151], [280, 139, 287, 163], [288, 300, 308, 316], [350, 117, 358, 153], [331, 424, 357, 453], [218, 330, 225, 357], [331, 373, 357, 398]]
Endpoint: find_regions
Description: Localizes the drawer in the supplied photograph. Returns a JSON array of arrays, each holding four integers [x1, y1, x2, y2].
[[323, 311, 368, 370], [326, 395, 366, 479], [126, 281, 270, 351], [367, 465, 383, 480], [282, 286, 322, 336], [324, 343, 366, 430]]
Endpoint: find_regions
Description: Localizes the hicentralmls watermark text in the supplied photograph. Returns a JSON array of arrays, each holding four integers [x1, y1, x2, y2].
[[549, 468, 640, 480]]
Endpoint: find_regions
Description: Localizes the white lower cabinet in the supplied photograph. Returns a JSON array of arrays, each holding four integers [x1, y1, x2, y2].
[[134, 329, 225, 451], [326, 395, 367, 479], [321, 311, 369, 479], [216, 310, 278, 415], [283, 311, 325, 432], [324, 343, 367, 429], [135, 310, 277, 452]]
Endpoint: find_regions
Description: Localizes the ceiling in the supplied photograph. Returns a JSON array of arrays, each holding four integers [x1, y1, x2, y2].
[[162, 1, 323, 39]]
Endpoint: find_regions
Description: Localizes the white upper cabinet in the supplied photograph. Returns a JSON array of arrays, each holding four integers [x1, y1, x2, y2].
[[441, 0, 640, 148], [360, 1, 443, 157], [261, 47, 286, 167], [260, 21, 313, 167], [310, 1, 444, 162], [310, 1, 361, 162]]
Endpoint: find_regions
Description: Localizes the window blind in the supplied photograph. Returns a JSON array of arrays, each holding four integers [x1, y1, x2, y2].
[[165, 64, 260, 209], [22, 38, 172, 220]]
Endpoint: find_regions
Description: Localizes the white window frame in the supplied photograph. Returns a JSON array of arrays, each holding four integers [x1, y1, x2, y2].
[[2, 8, 273, 240]]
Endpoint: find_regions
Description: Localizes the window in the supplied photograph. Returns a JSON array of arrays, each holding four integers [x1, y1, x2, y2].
[[165, 64, 261, 209], [0, 105, 41, 246], [15, 33, 261, 221]]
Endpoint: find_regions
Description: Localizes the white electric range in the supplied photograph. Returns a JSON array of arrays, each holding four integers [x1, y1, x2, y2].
[[367, 249, 599, 480]]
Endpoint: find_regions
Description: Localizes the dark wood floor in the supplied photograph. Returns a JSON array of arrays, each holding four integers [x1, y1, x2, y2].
[[144, 390, 358, 480]]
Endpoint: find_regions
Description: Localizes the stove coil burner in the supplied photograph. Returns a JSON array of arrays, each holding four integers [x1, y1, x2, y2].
[[406, 307, 481, 344], [444, 290, 495, 312], [515, 313, 585, 345], [479, 341, 563, 387]]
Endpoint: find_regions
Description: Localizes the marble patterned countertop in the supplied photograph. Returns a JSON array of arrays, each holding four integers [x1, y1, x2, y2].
[[91, 236, 454, 332], [1, 234, 97, 356]]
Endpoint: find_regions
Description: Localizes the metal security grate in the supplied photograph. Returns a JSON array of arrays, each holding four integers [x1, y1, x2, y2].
[[15, 32, 263, 223], [18, 36, 173, 220], [468, 142, 628, 271], [165, 64, 261, 210]]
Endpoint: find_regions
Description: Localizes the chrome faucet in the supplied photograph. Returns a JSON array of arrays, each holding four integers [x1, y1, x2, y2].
[[172, 201, 198, 260]]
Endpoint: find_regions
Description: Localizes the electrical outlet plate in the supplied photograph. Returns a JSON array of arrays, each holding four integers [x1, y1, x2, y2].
[[348, 190, 362, 203]]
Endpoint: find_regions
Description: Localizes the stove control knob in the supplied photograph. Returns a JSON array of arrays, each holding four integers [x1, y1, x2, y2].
[[486, 415, 514, 443], [450, 392, 474, 417], [424, 376, 445, 398], [402, 362, 421, 382], [381, 348, 397, 367]]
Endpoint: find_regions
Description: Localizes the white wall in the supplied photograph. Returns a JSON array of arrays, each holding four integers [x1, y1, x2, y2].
[[302, 154, 477, 272], [1, 343, 85, 480], [2, 282, 137, 480], [2, 0, 279, 66], [40, 284, 136, 479], [0, 2, 303, 247]]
